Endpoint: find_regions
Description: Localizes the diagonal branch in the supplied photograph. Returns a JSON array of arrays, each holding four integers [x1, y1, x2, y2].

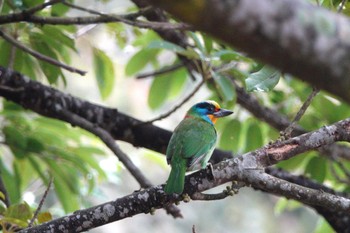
[[20, 122, 350, 232], [0, 7, 190, 31]]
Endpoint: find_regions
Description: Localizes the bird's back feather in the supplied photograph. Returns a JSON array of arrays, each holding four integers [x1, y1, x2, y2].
[[165, 117, 217, 193]]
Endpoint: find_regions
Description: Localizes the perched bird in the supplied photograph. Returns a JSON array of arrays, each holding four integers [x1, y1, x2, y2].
[[164, 100, 233, 194]]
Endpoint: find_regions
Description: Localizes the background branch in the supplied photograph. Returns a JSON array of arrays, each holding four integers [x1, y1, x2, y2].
[[0, 30, 86, 75]]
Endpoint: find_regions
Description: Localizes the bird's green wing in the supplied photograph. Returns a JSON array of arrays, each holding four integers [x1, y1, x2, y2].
[[166, 118, 217, 170]]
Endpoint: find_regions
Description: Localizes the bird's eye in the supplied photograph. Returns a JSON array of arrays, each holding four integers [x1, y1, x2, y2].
[[208, 105, 215, 113]]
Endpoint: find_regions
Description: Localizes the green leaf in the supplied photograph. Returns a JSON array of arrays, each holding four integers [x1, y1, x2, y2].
[[219, 119, 241, 152], [148, 76, 171, 109], [305, 156, 327, 183], [53, 176, 80, 213], [212, 72, 236, 101], [133, 30, 159, 47], [51, 0, 71, 16], [188, 32, 205, 53], [147, 67, 188, 109], [0, 40, 11, 67], [274, 198, 301, 216], [212, 50, 250, 62], [277, 151, 314, 171], [37, 212, 52, 224], [3, 125, 27, 151], [148, 40, 200, 59], [0, 159, 21, 204], [203, 34, 213, 54], [244, 121, 263, 152], [41, 25, 76, 52], [22, 0, 44, 8], [166, 68, 187, 98], [93, 48, 115, 99], [0, 191, 5, 202], [148, 40, 186, 54], [125, 48, 159, 76], [27, 156, 49, 184], [245, 65, 281, 92], [314, 219, 334, 233], [13, 49, 38, 80], [4, 202, 32, 223], [27, 137, 45, 153], [30, 34, 64, 84]]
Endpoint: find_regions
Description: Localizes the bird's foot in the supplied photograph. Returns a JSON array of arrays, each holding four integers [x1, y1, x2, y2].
[[224, 181, 244, 196], [182, 193, 191, 203]]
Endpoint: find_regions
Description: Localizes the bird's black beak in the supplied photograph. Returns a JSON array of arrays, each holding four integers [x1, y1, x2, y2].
[[213, 108, 233, 118]]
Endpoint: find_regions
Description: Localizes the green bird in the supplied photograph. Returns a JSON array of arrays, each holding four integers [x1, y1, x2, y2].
[[164, 100, 233, 194]]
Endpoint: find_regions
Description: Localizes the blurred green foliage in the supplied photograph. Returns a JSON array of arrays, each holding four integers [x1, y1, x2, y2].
[[0, 0, 349, 232]]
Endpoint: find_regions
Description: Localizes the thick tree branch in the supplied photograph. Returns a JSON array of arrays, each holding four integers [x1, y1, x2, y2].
[[2, 67, 350, 232], [20, 124, 350, 232], [146, 0, 350, 104], [0, 66, 230, 161]]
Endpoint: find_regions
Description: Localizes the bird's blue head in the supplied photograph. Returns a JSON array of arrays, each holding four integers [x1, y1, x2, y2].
[[186, 100, 233, 125]]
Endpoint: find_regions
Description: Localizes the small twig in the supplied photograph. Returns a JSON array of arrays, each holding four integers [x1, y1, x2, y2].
[[192, 225, 197, 233], [136, 63, 184, 79], [141, 79, 205, 125], [28, 177, 54, 227], [0, 29, 86, 76], [282, 87, 319, 139], [61, 1, 190, 31]]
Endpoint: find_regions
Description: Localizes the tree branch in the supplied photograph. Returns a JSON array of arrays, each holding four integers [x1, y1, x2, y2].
[[0, 7, 189, 31], [20, 125, 350, 232]]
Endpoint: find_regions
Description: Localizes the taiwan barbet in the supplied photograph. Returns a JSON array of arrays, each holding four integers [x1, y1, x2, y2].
[[164, 100, 233, 194]]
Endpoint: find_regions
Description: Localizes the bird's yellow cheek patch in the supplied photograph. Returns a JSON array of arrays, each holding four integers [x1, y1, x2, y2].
[[208, 115, 217, 124]]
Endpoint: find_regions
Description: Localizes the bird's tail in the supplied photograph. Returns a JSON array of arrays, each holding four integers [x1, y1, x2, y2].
[[164, 158, 187, 194]]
